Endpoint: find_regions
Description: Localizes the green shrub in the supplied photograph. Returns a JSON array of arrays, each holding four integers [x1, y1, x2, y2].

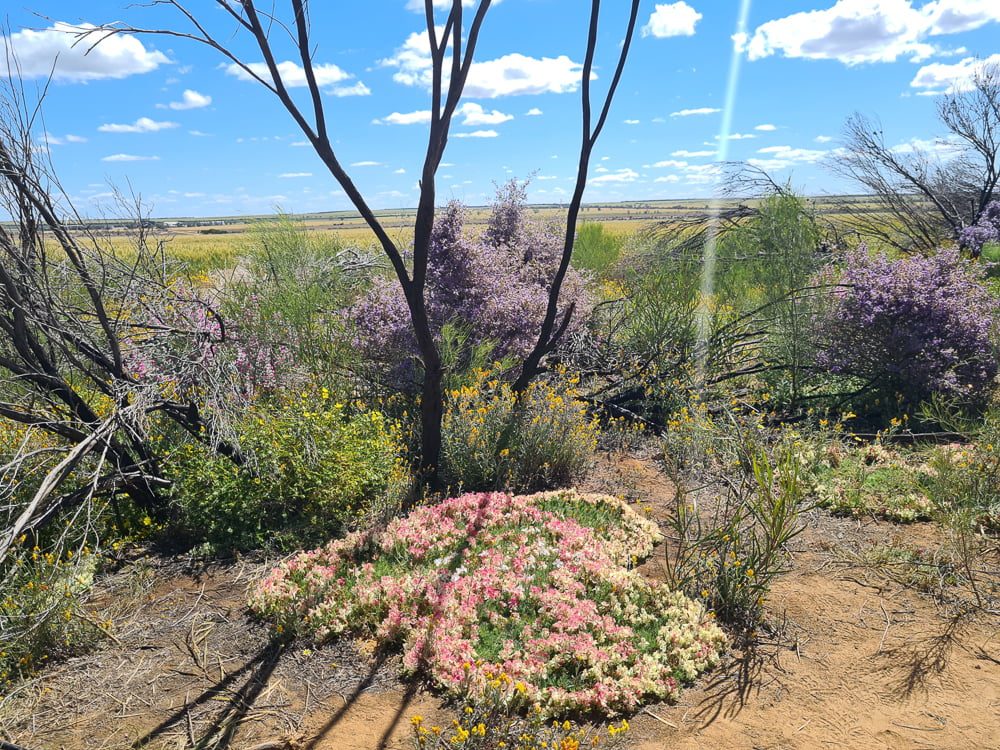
[[166, 392, 406, 553], [440, 371, 597, 493], [572, 222, 625, 278]]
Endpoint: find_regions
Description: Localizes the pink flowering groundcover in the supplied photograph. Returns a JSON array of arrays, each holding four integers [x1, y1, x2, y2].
[[249, 490, 726, 715]]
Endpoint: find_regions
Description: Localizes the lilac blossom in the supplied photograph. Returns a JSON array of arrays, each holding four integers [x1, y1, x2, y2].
[[814, 244, 999, 404], [350, 182, 591, 387], [958, 201, 1000, 257]]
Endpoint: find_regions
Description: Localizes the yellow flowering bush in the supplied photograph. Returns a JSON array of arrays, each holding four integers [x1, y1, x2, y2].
[[440, 371, 598, 493]]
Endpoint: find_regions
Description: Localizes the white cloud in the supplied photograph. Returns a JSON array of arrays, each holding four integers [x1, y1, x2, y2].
[[457, 102, 513, 126], [278, 172, 312, 178], [526, 108, 543, 116], [101, 154, 161, 162], [329, 82, 372, 97], [910, 53, 1000, 93], [453, 130, 499, 138], [671, 107, 720, 117], [589, 168, 640, 184], [643, 2, 703, 38], [645, 159, 688, 168], [755, 123, 777, 131], [624, 119, 641, 125], [168, 89, 212, 110], [655, 175, 682, 183], [3, 23, 169, 82], [39, 131, 87, 146], [376, 110, 432, 126], [394, 168, 406, 174], [749, 144, 828, 170], [351, 161, 381, 167], [815, 135, 834, 143], [225, 60, 367, 94], [188, 130, 211, 137], [380, 31, 588, 97], [98, 117, 179, 134], [727, 133, 757, 139], [672, 149, 716, 157], [741, 0, 1000, 66]]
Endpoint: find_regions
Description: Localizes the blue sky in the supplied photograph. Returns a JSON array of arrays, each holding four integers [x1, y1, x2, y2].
[[3, 0, 1000, 218]]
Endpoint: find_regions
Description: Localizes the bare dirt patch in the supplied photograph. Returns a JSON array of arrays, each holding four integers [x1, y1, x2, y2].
[[2, 457, 998, 750]]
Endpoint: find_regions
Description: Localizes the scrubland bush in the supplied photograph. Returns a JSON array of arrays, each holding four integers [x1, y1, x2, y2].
[[351, 182, 590, 389], [440, 370, 598, 493], [165, 391, 405, 553], [813, 245, 999, 410]]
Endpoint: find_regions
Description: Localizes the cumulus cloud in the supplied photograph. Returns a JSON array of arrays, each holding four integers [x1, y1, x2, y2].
[[458, 102, 513, 126], [671, 107, 720, 117], [375, 110, 432, 125], [645, 159, 688, 168], [167, 89, 211, 110], [453, 130, 499, 138], [910, 52, 1000, 93], [740, 0, 1000, 66], [643, 2, 703, 38], [3, 23, 169, 82], [526, 108, 543, 116], [380, 31, 589, 97], [101, 154, 161, 162], [672, 149, 716, 157], [749, 144, 828, 170], [589, 168, 640, 184], [98, 117, 179, 134], [224, 60, 369, 95], [755, 123, 777, 131]]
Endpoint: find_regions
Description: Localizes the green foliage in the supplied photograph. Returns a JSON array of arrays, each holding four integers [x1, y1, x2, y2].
[[662, 435, 807, 632], [166, 391, 405, 553], [440, 371, 598, 493], [225, 214, 373, 376], [572, 221, 625, 278], [0, 548, 107, 689], [409, 690, 630, 749], [811, 441, 935, 522]]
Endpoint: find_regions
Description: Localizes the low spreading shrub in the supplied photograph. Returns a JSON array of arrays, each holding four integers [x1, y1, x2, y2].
[[811, 442, 935, 522], [250, 490, 725, 715], [813, 245, 999, 409]]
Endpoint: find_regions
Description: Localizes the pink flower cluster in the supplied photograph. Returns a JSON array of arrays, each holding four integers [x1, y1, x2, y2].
[[249, 490, 725, 715]]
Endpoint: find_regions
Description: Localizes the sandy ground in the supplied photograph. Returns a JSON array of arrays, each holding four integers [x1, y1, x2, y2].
[[1, 456, 997, 750]]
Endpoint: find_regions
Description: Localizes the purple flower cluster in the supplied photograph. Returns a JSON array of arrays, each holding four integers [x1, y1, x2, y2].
[[351, 181, 590, 386], [958, 201, 1000, 257], [814, 244, 999, 403], [125, 284, 299, 399]]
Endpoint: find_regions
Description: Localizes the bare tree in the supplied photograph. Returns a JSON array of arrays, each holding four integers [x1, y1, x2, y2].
[[0, 64, 248, 564], [828, 63, 1000, 254], [85, 0, 641, 489]]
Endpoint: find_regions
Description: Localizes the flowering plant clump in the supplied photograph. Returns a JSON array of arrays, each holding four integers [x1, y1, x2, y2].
[[249, 490, 725, 715], [813, 245, 999, 406], [811, 443, 935, 522], [350, 181, 591, 388], [958, 200, 1000, 257]]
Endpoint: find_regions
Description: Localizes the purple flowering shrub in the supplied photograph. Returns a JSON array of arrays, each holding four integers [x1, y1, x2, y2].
[[814, 245, 999, 406], [958, 201, 1000, 257], [125, 281, 301, 402], [351, 182, 591, 387], [249, 490, 725, 715]]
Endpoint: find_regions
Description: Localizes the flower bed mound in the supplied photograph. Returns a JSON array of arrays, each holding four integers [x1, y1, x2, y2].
[[249, 490, 726, 715]]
